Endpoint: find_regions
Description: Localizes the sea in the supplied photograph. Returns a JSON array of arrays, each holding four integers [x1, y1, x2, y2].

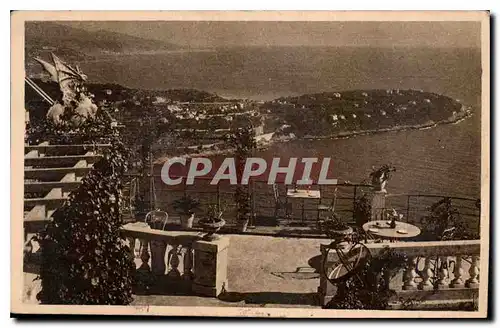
[[77, 46, 482, 200]]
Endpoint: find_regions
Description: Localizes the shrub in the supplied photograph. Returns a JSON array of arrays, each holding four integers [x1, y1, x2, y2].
[[420, 197, 479, 241], [34, 110, 135, 304], [325, 248, 409, 310], [226, 125, 256, 220], [353, 193, 372, 227]]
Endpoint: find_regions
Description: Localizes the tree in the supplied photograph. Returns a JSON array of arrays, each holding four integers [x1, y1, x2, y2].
[[226, 125, 257, 220]]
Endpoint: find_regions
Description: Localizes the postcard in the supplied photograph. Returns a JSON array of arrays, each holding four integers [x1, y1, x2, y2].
[[11, 10, 490, 318]]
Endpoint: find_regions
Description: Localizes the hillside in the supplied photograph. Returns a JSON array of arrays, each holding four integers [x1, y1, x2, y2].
[[25, 22, 180, 60], [262, 89, 470, 137]]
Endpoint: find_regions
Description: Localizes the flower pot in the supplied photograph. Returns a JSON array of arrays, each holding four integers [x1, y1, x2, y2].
[[199, 219, 226, 241], [239, 218, 250, 232], [326, 226, 354, 240], [180, 213, 195, 229]]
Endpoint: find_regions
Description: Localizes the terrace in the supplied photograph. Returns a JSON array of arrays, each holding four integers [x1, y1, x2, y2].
[[23, 147, 482, 310], [22, 72, 482, 310]]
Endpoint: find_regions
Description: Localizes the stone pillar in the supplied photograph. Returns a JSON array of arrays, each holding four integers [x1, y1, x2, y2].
[[192, 236, 230, 297], [371, 191, 386, 221]]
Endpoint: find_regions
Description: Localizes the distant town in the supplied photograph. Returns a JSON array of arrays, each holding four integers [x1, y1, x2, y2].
[[25, 78, 472, 163]]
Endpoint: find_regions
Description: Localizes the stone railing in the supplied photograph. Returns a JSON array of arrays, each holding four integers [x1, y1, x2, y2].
[[318, 240, 480, 309], [121, 222, 229, 297]]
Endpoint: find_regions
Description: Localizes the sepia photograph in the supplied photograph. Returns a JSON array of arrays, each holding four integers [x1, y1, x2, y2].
[[10, 11, 490, 318]]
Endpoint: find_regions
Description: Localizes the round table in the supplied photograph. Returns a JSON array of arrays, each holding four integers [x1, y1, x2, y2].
[[362, 220, 421, 240]]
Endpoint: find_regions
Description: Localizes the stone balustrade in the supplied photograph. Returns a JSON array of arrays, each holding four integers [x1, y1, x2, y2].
[[121, 222, 229, 297], [318, 239, 481, 309]]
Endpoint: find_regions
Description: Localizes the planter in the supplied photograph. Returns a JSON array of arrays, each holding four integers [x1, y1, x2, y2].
[[325, 226, 354, 240], [199, 218, 226, 241], [180, 213, 195, 229], [238, 218, 250, 232]]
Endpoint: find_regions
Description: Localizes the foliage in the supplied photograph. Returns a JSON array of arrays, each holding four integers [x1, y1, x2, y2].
[[226, 125, 257, 159], [34, 108, 135, 304], [26, 103, 116, 145], [353, 193, 372, 227], [321, 214, 350, 232], [264, 89, 464, 137], [172, 195, 201, 215], [420, 197, 479, 241], [234, 186, 252, 220], [226, 125, 256, 220], [199, 204, 225, 224], [207, 204, 225, 221], [325, 247, 409, 310]]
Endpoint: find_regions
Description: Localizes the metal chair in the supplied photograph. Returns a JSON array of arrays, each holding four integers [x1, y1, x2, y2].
[[273, 184, 291, 223], [318, 188, 338, 211], [145, 209, 169, 231], [317, 188, 338, 223]]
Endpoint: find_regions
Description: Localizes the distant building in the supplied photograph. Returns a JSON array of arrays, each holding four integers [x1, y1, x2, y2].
[[153, 96, 167, 104]]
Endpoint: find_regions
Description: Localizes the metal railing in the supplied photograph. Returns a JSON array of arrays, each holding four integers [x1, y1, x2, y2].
[[385, 193, 480, 233], [123, 174, 480, 230]]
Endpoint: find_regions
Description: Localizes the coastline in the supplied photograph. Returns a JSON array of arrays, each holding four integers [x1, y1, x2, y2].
[[154, 106, 472, 164], [302, 109, 472, 141]]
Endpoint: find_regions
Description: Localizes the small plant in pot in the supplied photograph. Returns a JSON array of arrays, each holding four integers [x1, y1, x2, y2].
[[320, 214, 353, 248], [369, 164, 396, 192], [198, 204, 226, 241], [172, 195, 200, 229], [235, 186, 252, 232]]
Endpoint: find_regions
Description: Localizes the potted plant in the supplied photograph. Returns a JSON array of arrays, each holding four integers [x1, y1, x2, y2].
[[234, 186, 252, 232], [198, 204, 226, 241], [172, 195, 200, 229], [353, 193, 372, 228], [226, 125, 256, 233], [369, 164, 396, 192], [320, 214, 353, 243]]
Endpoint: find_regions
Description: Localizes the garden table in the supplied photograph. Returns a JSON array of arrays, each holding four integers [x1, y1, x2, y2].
[[287, 188, 321, 223], [362, 220, 421, 242]]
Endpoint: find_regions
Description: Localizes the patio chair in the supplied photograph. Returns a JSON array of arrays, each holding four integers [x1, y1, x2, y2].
[[273, 184, 291, 223], [145, 209, 169, 231], [134, 210, 169, 257], [317, 188, 338, 223]]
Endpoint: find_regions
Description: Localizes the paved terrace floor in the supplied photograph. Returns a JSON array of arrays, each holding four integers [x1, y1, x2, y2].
[[132, 234, 325, 308], [23, 234, 326, 308]]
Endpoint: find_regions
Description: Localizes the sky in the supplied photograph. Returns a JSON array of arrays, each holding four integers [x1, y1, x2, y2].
[[59, 21, 481, 48]]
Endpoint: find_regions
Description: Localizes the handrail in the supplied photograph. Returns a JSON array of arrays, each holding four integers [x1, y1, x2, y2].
[[386, 193, 479, 202]]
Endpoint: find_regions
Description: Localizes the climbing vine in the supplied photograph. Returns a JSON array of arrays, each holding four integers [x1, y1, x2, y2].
[[34, 109, 135, 305]]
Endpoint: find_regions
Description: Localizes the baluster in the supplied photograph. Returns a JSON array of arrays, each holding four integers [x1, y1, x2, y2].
[[436, 256, 449, 289], [126, 237, 136, 261], [167, 244, 181, 279], [450, 255, 464, 288], [134, 238, 142, 258], [402, 256, 418, 290], [138, 239, 151, 272], [150, 240, 168, 275], [418, 257, 433, 290], [466, 255, 480, 288], [183, 246, 195, 281]]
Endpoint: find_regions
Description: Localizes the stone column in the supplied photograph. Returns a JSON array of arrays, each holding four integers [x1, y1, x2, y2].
[[192, 236, 230, 297], [371, 191, 387, 221]]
